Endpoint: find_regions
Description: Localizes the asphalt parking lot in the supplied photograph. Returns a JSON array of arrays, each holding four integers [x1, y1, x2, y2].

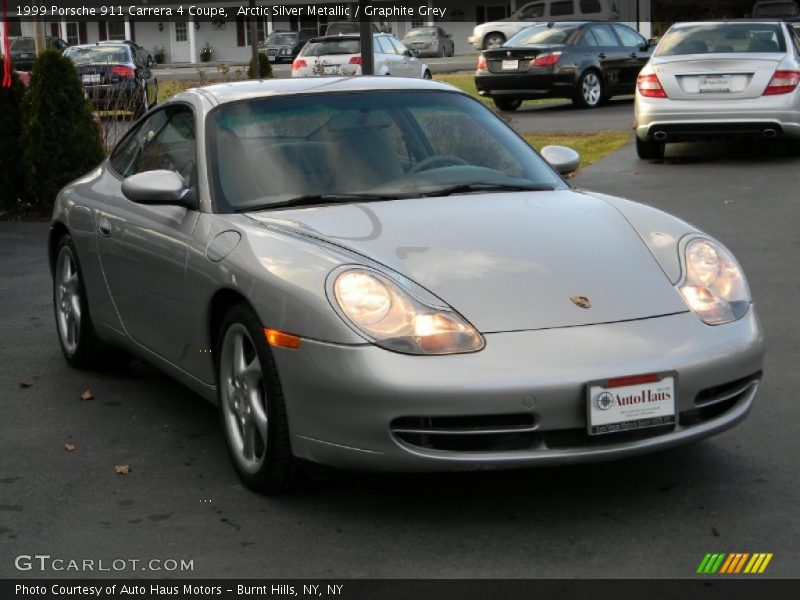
[[1, 109, 799, 579]]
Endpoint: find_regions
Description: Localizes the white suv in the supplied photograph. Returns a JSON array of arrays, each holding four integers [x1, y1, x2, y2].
[[469, 0, 619, 49]]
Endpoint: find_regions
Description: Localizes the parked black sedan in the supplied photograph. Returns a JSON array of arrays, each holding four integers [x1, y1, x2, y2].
[[10, 36, 68, 71], [258, 30, 314, 63], [64, 43, 158, 118], [475, 22, 654, 110]]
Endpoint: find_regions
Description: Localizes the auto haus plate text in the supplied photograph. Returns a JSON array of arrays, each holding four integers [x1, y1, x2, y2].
[[15, 583, 345, 597]]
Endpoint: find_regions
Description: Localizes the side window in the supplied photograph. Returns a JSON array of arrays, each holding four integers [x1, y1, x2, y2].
[[612, 24, 646, 48], [390, 37, 409, 55], [375, 36, 394, 54], [520, 3, 546, 18], [591, 24, 620, 47], [109, 106, 196, 186], [580, 29, 600, 47], [579, 0, 602, 14], [549, 1, 575, 17]]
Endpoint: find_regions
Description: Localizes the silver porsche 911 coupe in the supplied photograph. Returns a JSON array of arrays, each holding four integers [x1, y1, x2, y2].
[[51, 77, 764, 493]]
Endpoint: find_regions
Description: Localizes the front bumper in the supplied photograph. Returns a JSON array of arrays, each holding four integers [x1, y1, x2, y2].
[[274, 310, 764, 472], [635, 93, 800, 141], [475, 69, 572, 100], [83, 82, 139, 109], [468, 35, 483, 49]]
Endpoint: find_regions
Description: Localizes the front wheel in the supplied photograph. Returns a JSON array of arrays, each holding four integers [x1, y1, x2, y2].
[[493, 97, 522, 112], [217, 303, 300, 494], [787, 138, 800, 156], [423, 70, 432, 80], [636, 136, 666, 160], [574, 70, 603, 108]]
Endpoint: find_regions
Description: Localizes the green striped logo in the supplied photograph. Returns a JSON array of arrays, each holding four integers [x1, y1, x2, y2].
[[697, 553, 773, 574]]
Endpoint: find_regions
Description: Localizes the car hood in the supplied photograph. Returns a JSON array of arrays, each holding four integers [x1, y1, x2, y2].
[[247, 191, 689, 333]]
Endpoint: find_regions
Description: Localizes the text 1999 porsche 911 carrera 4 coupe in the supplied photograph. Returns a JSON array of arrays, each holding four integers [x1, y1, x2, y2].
[[50, 77, 764, 493]]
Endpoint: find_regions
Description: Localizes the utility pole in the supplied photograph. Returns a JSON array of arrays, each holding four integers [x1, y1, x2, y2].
[[32, 1, 46, 55], [358, 0, 373, 75], [249, 0, 259, 77]]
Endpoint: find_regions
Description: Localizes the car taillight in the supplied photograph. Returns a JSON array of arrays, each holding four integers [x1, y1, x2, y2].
[[637, 73, 667, 98], [764, 70, 800, 95], [111, 65, 134, 79], [531, 52, 562, 67], [349, 56, 362, 65], [477, 55, 487, 69], [292, 59, 307, 70]]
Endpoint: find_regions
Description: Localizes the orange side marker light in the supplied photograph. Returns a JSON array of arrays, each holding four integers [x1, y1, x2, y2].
[[264, 328, 301, 349]]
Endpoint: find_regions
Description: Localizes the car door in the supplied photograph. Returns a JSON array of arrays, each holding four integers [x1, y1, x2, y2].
[[97, 105, 199, 367], [588, 23, 628, 94], [611, 23, 651, 90], [373, 35, 396, 74], [389, 36, 418, 77]]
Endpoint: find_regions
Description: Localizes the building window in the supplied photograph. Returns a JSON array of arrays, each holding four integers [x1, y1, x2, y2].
[[66, 22, 79, 46], [244, 19, 268, 45], [107, 21, 125, 40], [6, 17, 22, 37], [175, 21, 187, 42]]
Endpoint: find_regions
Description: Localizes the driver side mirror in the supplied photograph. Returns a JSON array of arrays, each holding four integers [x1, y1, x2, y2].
[[403, 49, 414, 57], [540, 145, 581, 175], [121, 170, 196, 208]]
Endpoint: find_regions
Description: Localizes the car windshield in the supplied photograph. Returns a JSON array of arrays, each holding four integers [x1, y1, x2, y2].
[[65, 46, 130, 64], [264, 32, 298, 45], [753, 2, 799, 16], [11, 38, 34, 51], [300, 39, 360, 56], [208, 91, 565, 213], [506, 25, 578, 46], [655, 23, 787, 56], [406, 28, 437, 37]]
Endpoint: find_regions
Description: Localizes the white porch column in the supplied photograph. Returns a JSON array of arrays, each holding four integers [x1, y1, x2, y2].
[[510, 0, 518, 13], [267, 13, 273, 35], [638, 0, 652, 38], [426, 0, 434, 26], [124, 17, 131, 41], [188, 19, 197, 64], [59, 20, 68, 43]]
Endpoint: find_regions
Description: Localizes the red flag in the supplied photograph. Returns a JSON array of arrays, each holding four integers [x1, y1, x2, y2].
[[2, 0, 12, 88]]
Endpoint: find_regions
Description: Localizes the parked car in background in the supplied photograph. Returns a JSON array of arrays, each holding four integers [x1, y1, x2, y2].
[[323, 21, 381, 36], [259, 30, 314, 63], [634, 20, 800, 158], [64, 43, 158, 118], [10, 36, 68, 71], [99, 40, 155, 68], [469, 0, 620, 49], [751, 0, 800, 18], [292, 34, 431, 79], [50, 77, 764, 493], [401, 26, 455, 57], [476, 21, 652, 110]]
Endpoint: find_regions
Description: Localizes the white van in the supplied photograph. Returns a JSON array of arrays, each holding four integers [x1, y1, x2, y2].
[[469, 0, 619, 49]]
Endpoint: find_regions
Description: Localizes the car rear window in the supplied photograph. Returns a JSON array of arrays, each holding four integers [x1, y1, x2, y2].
[[300, 39, 360, 56], [65, 46, 131, 64], [753, 2, 799, 17], [264, 33, 298, 45], [656, 23, 787, 56], [507, 24, 578, 46]]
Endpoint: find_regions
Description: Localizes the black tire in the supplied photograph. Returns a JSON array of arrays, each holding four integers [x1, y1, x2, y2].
[[636, 136, 666, 160], [134, 87, 148, 119], [216, 302, 300, 494], [423, 70, 432, 80], [53, 235, 127, 369], [787, 139, 800, 156], [483, 33, 505, 49], [493, 97, 522, 112], [438, 44, 445, 58], [573, 70, 604, 109]]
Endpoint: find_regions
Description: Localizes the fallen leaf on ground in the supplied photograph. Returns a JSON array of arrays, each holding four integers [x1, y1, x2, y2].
[[80, 390, 94, 400], [64, 443, 76, 452], [114, 465, 130, 475], [18, 381, 33, 388]]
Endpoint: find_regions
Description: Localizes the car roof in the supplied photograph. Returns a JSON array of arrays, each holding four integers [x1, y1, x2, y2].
[[172, 77, 460, 106]]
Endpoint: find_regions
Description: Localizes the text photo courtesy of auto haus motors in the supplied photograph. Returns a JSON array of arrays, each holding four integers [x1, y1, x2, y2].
[[0, 0, 799, 591]]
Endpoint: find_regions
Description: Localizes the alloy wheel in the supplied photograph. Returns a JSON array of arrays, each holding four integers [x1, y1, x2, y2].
[[582, 72, 602, 106], [55, 247, 82, 356]]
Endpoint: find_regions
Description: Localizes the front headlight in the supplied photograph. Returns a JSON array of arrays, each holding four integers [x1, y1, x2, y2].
[[330, 268, 484, 355], [679, 238, 750, 325]]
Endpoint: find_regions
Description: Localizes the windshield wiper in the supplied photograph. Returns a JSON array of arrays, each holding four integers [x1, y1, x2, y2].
[[236, 192, 414, 213], [421, 182, 557, 197]]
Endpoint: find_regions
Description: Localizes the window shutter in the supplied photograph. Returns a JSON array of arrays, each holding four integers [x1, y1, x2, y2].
[[50, 23, 59, 37], [236, 16, 245, 47], [130, 21, 136, 42], [98, 21, 107, 41], [79, 22, 88, 44]]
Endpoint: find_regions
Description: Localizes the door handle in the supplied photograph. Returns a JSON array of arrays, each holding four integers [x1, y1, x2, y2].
[[630, 52, 638, 58], [98, 217, 111, 237], [598, 53, 607, 59]]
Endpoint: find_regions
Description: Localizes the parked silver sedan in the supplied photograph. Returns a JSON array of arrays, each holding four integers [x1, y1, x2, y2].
[[51, 78, 764, 493], [635, 20, 800, 158]]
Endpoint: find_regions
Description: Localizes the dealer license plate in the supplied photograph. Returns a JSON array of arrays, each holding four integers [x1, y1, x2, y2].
[[501, 60, 518, 70], [699, 75, 731, 93], [587, 374, 676, 436], [82, 74, 101, 84], [324, 66, 340, 75]]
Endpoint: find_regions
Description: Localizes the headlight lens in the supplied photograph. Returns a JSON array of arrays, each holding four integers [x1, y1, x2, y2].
[[680, 238, 749, 325], [333, 269, 484, 355]]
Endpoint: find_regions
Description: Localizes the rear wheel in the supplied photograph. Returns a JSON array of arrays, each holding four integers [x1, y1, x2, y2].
[[483, 33, 505, 49], [573, 70, 603, 108], [53, 235, 126, 369], [787, 138, 800, 156], [423, 70, 432, 80], [636, 136, 666, 160], [493, 97, 522, 112], [217, 303, 300, 494]]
